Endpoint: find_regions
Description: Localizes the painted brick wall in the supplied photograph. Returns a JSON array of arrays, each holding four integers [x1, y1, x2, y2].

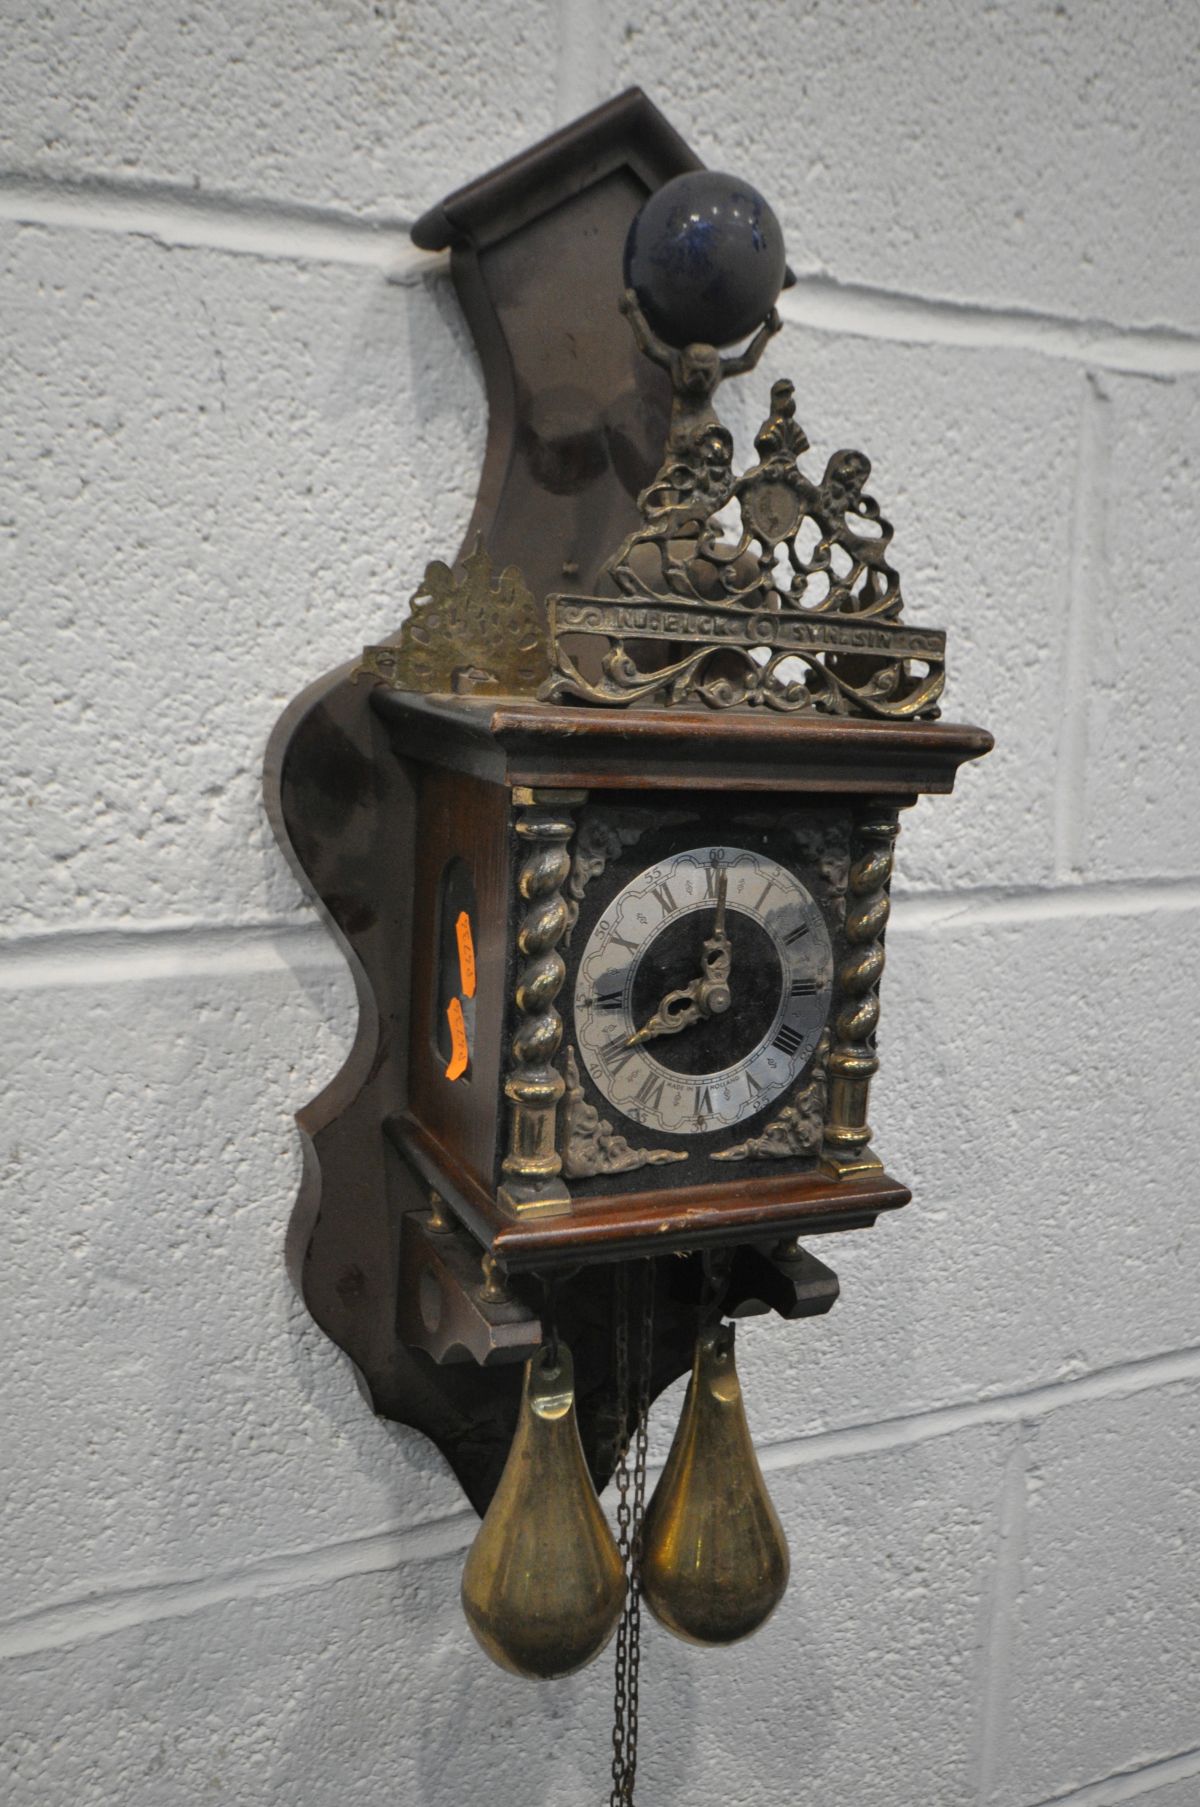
[[3, 5, 1198, 1804]]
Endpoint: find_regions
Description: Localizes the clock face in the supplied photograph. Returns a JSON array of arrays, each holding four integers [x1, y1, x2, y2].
[[574, 844, 834, 1136]]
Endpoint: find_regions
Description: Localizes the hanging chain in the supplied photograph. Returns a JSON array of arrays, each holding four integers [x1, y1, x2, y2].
[[610, 1266, 631, 1803], [627, 1265, 654, 1792], [610, 1261, 655, 1807]]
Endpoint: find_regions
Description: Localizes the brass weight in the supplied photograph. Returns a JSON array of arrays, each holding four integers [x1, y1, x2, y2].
[[461, 1342, 625, 1678], [641, 1320, 789, 1645]]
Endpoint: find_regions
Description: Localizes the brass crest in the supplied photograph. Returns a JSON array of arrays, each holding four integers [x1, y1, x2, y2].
[[356, 538, 549, 698], [739, 473, 805, 549], [541, 300, 946, 720]]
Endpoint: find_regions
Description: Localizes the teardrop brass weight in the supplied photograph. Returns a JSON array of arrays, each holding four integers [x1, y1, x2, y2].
[[642, 1320, 790, 1646], [461, 1342, 625, 1679], [460, 1279, 790, 1801]]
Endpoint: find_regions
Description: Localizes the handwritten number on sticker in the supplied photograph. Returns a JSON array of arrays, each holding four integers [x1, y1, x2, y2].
[[445, 996, 469, 1081], [455, 911, 477, 999]]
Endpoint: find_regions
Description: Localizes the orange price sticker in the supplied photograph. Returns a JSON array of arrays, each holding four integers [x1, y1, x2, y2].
[[444, 996, 469, 1081], [455, 910, 477, 999]]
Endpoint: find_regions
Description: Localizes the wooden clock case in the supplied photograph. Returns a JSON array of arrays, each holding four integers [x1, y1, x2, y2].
[[265, 91, 990, 1514]]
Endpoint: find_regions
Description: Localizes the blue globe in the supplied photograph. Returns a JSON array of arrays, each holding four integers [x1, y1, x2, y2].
[[624, 170, 786, 350]]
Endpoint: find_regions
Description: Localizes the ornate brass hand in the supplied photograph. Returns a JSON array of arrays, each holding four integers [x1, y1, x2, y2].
[[699, 864, 732, 1012], [623, 985, 704, 1048], [624, 869, 733, 1048]]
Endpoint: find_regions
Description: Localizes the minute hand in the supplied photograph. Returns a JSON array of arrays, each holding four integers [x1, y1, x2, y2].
[[700, 866, 732, 1007]]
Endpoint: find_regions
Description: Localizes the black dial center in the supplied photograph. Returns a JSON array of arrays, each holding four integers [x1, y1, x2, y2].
[[630, 907, 782, 1077]]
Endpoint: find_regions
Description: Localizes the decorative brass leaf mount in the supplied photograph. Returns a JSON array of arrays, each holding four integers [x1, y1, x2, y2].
[[355, 537, 549, 699]]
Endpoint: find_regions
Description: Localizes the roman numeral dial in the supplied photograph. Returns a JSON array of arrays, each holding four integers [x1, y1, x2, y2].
[[573, 843, 833, 1137]]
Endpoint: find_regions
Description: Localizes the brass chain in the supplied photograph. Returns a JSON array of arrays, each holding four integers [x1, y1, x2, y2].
[[610, 1262, 654, 1807], [610, 1266, 631, 1803]]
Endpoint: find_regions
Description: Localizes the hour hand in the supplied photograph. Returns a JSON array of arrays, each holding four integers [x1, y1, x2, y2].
[[623, 983, 704, 1048]]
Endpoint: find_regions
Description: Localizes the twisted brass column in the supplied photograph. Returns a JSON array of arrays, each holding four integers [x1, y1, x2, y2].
[[498, 787, 587, 1216], [821, 803, 899, 1178]]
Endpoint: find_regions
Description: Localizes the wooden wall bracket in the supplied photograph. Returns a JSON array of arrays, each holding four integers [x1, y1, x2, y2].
[[265, 91, 748, 1512]]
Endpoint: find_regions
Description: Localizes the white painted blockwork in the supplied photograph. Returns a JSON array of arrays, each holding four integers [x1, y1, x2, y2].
[[2, 3, 1198, 1804], [0, 1434, 1006, 1807], [606, 0, 1200, 334], [997, 1382, 1200, 1804], [0, 0, 562, 221], [0, 223, 482, 933]]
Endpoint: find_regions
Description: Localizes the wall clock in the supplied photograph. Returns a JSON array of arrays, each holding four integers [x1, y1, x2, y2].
[[266, 87, 991, 1797]]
